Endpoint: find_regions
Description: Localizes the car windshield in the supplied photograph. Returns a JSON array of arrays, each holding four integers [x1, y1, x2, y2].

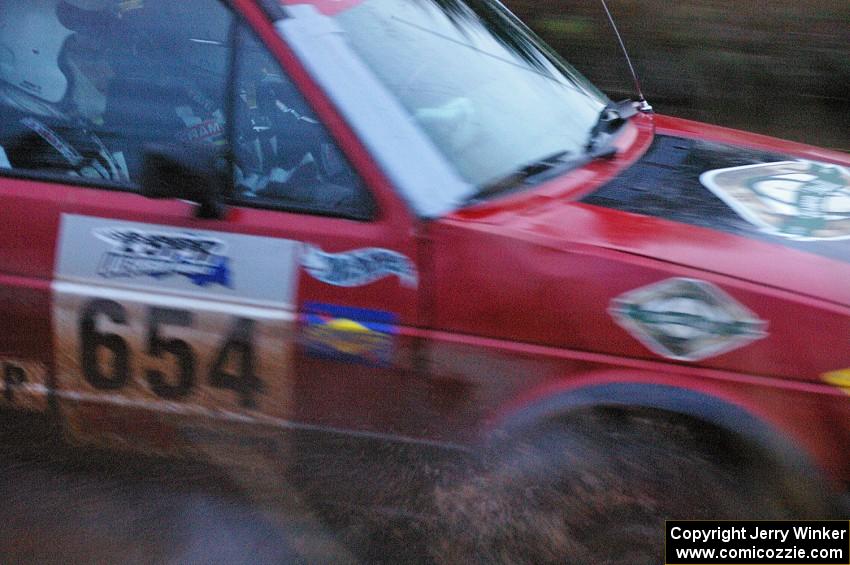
[[329, 0, 609, 191]]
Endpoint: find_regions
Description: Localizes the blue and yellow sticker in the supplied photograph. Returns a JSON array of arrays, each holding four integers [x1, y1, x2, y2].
[[300, 303, 397, 367]]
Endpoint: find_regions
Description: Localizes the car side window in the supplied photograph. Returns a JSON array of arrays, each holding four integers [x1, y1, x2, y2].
[[231, 26, 375, 220], [0, 0, 232, 186], [0, 1, 373, 219]]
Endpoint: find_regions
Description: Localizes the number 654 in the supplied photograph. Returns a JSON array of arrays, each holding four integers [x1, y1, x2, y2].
[[79, 299, 264, 408]]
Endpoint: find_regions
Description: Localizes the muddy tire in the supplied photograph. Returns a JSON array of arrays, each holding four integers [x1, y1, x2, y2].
[[429, 409, 830, 564]]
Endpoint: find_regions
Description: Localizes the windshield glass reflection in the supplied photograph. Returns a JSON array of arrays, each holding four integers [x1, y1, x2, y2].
[[333, 0, 608, 189]]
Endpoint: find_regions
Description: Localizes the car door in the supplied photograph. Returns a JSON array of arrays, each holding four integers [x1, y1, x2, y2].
[[0, 0, 421, 451], [0, 178, 66, 414]]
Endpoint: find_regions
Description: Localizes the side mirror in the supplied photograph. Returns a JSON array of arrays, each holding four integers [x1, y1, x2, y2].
[[140, 143, 228, 219]]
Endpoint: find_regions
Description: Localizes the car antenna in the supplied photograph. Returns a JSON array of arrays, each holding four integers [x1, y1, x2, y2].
[[598, 0, 653, 113]]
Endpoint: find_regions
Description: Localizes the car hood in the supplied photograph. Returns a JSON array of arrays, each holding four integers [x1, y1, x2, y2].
[[453, 115, 850, 307]]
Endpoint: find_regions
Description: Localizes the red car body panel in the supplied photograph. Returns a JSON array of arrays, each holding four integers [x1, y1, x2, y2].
[[0, 178, 66, 364], [0, 0, 846, 502], [428, 112, 850, 486]]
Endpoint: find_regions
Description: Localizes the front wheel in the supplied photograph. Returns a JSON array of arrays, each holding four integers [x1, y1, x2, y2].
[[429, 409, 831, 564]]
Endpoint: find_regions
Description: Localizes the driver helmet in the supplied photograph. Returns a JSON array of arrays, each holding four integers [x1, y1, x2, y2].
[[0, 0, 115, 117]]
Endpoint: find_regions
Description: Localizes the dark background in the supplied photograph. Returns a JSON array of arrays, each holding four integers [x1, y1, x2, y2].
[[503, 0, 849, 152]]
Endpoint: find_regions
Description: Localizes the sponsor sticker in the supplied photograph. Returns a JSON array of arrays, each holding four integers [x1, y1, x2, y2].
[[700, 160, 850, 240], [56, 215, 301, 306], [821, 368, 850, 396], [609, 278, 768, 361], [93, 227, 232, 288], [175, 118, 226, 146], [302, 245, 417, 288], [300, 302, 397, 366]]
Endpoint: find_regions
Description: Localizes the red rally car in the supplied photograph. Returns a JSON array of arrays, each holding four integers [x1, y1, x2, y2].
[[0, 0, 847, 559]]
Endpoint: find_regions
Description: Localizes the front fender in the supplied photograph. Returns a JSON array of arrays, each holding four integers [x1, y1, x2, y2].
[[494, 379, 824, 484]]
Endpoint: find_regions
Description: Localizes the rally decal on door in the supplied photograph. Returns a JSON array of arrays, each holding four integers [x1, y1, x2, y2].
[[91, 226, 232, 287], [302, 244, 418, 288], [52, 215, 301, 432], [300, 302, 397, 367]]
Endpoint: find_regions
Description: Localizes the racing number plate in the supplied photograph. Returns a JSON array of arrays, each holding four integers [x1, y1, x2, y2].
[[52, 215, 300, 433], [53, 289, 293, 418]]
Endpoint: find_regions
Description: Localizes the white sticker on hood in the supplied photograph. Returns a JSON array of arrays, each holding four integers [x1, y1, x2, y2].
[[699, 160, 850, 241]]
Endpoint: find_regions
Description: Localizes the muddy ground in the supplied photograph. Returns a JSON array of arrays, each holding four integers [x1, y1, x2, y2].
[[0, 412, 359, 564]]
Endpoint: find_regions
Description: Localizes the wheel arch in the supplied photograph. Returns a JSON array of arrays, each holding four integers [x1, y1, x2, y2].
[[495, 381, 826, 487]]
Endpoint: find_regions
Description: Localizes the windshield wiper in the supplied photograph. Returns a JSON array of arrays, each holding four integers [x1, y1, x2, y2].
[[586, 99, 638, 154], [460, 101, 638, 206], [462, 150, 573, 204], [462, 136, 624, 206]]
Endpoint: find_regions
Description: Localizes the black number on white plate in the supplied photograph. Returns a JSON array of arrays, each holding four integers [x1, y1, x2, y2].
[[78, 300, 264, 405], [80, 299, 130, 390], [146, 307, 195, 400], [209, 317, 263, 409]]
